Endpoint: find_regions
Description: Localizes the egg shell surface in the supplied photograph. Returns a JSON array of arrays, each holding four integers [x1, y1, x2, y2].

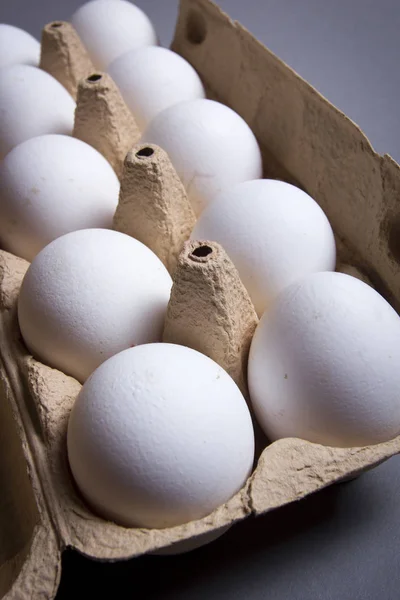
[[248, 271, 400, 447], [0, 65, 75, 160], [18, 229, 172, 383], [0, 24, 40, 68], [67, 343, 255, 528], [71, 0, 158, 70], [0, 134, 120, 261], [108, 46, 205, 131], [191, 179, 336, 316], [141, 99, 263, 216]]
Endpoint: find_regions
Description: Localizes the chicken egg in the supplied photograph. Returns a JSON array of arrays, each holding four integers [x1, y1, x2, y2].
[[0, 65, 75, 159], [0, 134, 120, 261], [18, 229, 172, 382], [71, 0, 157, 70], [68, 343, 255, 528], [141, 99, 263, 215], [191, 179, 336, 315], [0, 24, 40, 68], [108, 46, 205, 130], [248, 272, 400, 447]]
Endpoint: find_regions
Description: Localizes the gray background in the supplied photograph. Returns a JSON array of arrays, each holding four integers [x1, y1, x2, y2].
[[2, 1, 400, 598]]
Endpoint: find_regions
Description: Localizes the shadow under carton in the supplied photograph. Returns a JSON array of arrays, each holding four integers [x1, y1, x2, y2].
[[1, 0, 400, 598]]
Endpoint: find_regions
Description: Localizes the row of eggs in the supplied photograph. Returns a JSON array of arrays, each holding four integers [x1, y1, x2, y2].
[[2, 0, 400, 532], [0, 0, 261, 214], [16, 225, 400, 530], [1, 0, 261, 532]]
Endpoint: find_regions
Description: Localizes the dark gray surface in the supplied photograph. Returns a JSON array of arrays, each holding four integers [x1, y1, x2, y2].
[[1, 1, 400, 598], [56, 461, 400, 600]]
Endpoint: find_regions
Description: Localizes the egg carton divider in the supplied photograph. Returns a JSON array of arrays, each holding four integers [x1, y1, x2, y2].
[[40, 17, 142, 177], [113, 143, 196, 274], [39, 21, 94, 100], [162, 239, 259, 399], [73, 71, 141, 178], [2, 0, 400, 597]]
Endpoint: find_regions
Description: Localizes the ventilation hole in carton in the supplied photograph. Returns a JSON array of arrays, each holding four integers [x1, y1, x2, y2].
[[50, 22, 63, 28], [186, 10, 207, 45], [136, 147, 154, 158], [87, 73, 102, 82], [191, 245, 213, 258], [388, 214, 400, 265]]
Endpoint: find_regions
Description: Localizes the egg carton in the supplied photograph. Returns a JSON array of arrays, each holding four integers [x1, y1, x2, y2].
[[1, 0, 400, 598]]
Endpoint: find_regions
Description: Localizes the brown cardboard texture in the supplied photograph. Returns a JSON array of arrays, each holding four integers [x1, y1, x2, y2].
[[163, 240, 258, 399], [39, 21, 95, 100], [113, 143, 196, 274], [1, 1, 400, 598], [73, 72, 141, 178]]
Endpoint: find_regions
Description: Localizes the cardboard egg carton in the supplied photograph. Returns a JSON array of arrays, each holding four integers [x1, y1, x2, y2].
[[1, 0, 400, 598]]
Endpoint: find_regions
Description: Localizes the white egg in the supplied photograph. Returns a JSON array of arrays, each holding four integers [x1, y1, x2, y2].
[[0, 24, 40, 68], [67, 343, 255, 528], [141, 99, 263, 216], [71, 0, 157, 70], [0, 65, 75, 160], [18, 229, 172, 383], [191, 179, 336, 316], [108, 46, 205, 131], [248, 272, 400, 447], [0, 135, 120, 261]]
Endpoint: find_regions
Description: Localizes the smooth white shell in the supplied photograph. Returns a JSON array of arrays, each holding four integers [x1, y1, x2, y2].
[[191, 179, 336, 316], [0, 135, 120, 261], [0, 24, 40, 68], [67, 343, 255, 528], [0, 65, 75, 160], [18, 229, 172, 383], [248, 272, 400, 447], [108, 46, 205, 130], [71, 0, 157, 70], [141, 99, 263, 216]]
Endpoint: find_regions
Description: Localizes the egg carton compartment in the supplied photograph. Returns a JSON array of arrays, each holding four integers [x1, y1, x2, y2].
[[2, 250, 398, 599], [1, 0, 400, 598]]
